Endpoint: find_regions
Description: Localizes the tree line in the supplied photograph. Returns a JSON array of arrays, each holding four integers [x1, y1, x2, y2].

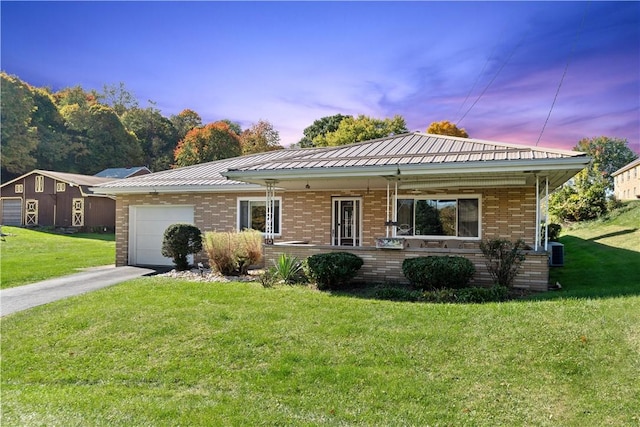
[[1, 72, 476, 181]]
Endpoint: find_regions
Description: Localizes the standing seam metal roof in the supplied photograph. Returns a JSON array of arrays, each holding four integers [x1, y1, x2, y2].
[[227, 132, 584, 173], [96, 132, 586, 190]]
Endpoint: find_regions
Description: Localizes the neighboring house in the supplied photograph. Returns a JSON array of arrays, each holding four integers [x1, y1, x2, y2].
[[94, 132, 590, 291], [612, 158, 640, 200], [95, 166, 151, 179], [0, 170, 117, 230]]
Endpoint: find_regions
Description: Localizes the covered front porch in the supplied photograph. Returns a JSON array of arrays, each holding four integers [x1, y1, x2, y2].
[[264, 241, 550, 291]]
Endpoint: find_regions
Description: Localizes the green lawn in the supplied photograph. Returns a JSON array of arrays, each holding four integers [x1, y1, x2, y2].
[[545, 200, 640, 299], [0, 226, 115, 289], [1, 204, 639, 426]]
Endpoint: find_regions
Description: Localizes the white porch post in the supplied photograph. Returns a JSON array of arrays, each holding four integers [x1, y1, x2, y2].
[[544, 176, 549, 252], [386, 181, 390, 238], [265, 180, 276, 244], [393, 180, 398, 236], [535, 175, 540, 251]]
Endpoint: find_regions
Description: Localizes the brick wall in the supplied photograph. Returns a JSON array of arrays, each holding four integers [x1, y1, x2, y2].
[[264, 244, 549, 291], [115, 186, 547, 290]]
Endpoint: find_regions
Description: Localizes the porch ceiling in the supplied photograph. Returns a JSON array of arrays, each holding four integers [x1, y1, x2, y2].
[[251, 167, 583, 192]]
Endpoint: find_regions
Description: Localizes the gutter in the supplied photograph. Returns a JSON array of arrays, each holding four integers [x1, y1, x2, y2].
[[90, 183, 266, 195]]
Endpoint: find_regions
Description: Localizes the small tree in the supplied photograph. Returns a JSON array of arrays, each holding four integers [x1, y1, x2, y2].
[[161, 224, 203, 271], [479, 239, 527, 287]]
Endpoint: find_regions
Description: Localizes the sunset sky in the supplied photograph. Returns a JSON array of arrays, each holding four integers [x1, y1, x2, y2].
[[2, 1, 639, 153]]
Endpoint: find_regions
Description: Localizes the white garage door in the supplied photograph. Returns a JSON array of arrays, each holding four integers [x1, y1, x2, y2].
[[129, 205, 195, 266]]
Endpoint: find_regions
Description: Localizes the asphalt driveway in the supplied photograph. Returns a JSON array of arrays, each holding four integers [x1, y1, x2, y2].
[[1, 266, 156, 316]]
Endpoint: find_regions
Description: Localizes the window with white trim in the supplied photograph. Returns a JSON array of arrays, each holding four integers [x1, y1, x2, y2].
[[35, 175, 45, 193], [56, 182, 66, 192], [396, 196, 480, 238], [15, 184, 23, 194], [238, 197, 281, 234]]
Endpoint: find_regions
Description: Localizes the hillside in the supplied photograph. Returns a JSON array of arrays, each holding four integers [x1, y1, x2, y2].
[[548, 200, 640, 298]]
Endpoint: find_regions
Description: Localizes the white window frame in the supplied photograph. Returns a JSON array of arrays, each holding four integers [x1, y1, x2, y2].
[[15, 184, 23, 194], [394, 194, 482, 239], [35, 175, 45, 193], [237, 197, 282, 236], [56, 182, 66, 192]]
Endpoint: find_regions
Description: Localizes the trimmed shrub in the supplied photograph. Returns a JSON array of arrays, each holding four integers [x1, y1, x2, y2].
[[479, 239, 527, 287], [161, 223, 203, 271], [402, 256, 475, 290], [423, 285, 509, 303], [304, 252, 363, 290], [373, 285, 423, 302], [203, 230, 263, 275]]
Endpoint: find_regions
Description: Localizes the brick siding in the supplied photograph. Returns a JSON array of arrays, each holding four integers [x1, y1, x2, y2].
[[115, 186, 549, 290]]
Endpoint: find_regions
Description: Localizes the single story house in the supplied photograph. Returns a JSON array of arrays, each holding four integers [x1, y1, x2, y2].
[[612, 158, 640, 200], [0, 170, 117, 230], [95, 166, 151, 179], [94, 132, 590, 291]]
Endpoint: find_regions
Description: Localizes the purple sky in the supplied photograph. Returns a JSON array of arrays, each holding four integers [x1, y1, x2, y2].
[[2, 1, 639, 153]]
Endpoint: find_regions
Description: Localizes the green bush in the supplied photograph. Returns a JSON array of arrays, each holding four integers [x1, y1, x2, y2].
[[423, 285, 509, 303], [303, 252, 363, 290], [373, 285, 423, 302], [161, 224, 203, 271], [479, 239, 527, 287], [541, 223, 562, 242], [402, 256, 475, 290]]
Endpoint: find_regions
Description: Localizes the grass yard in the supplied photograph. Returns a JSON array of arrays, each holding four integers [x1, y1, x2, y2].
[[0, 226, 115, 289], [1, 202, 639, 426], [545, 200, 640, 299]]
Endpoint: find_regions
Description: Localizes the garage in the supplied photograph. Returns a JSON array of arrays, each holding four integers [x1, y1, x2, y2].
[[129, 205, 195, 266], [1, 199, 23, 226]]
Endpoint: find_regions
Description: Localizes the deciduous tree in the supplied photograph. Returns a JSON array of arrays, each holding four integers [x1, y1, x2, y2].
[[170, 109, 203, 141], [122, 106, 179, 171], [98, 82, 138, 116], [297, 114, 350, 148], [239, 120, 283, 155], [31, 88, 73, 171], [173, 121, 241, 167], [317, 115, 408, 147], [574, 136, 637, 191], [0, 72, 38, 176], [426, 120, 469, 138], [548, 136, 637, 223]]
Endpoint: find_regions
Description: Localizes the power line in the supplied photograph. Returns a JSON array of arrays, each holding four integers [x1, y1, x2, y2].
[[536, 1, 590, 146], [457, 30, 528, 126]]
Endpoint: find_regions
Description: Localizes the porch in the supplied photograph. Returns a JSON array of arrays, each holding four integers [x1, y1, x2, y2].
[[264, 241, 550, 292]]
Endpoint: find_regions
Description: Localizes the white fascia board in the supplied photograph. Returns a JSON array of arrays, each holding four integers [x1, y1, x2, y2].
[[397, 157, 590, 176], [90, 184, 265, 195]]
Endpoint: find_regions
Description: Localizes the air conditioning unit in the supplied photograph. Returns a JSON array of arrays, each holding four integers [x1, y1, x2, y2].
[[547, 242, 564, 267]]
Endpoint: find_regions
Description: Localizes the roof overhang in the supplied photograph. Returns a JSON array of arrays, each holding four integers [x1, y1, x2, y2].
[[91, 183, 266, 195], [222, 157, 590, 191]]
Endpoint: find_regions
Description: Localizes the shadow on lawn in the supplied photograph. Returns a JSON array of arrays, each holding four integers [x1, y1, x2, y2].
[[22, 226, 115, 242], [533, 234, 640, 301], [587, 228, 638, 241]]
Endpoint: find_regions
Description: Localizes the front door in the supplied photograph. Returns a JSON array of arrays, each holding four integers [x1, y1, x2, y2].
[[332, 197, 362, 246]]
